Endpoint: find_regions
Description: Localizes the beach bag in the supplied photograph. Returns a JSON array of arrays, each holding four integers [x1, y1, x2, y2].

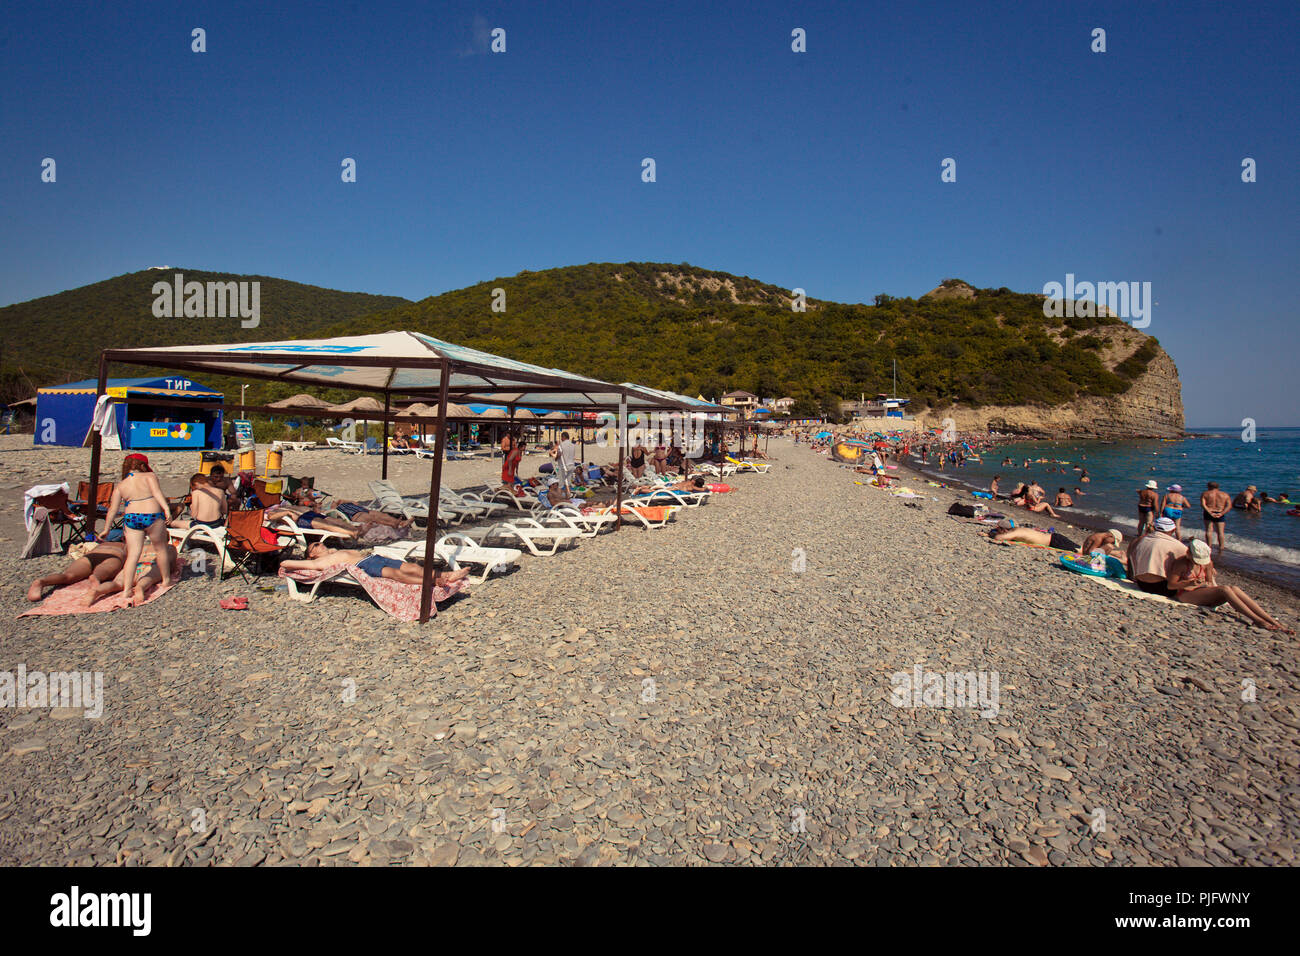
[[539, 462, 553, 474], [947, 502, 977, 518]]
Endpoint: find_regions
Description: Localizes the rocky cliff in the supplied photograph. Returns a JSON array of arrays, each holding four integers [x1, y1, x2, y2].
[[907, 323, 1185, 439]]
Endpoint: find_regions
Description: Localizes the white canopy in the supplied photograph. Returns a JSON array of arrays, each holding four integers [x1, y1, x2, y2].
[[106, 331, 694, 413]]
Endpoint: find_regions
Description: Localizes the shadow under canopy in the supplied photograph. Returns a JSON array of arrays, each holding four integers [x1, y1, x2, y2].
[[86, 331, 711, 621]]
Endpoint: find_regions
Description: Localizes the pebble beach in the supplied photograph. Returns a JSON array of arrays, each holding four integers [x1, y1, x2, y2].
[[1, 435, 1298, 866]]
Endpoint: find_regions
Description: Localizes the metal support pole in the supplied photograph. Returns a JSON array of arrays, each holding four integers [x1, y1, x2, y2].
[[381, 392, 391, 479], [419, 360, 452, 623], [85, 353, 109, 539]]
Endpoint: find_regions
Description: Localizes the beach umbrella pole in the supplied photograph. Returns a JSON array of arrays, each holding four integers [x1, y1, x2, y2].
[[419, 361, 451, 623], [85, 353, 109, 539], [381, 392, 391, 479]]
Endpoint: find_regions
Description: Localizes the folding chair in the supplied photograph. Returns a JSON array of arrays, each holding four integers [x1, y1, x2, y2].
[[222, 509, 289, 582], [34, 489, 87, 549]]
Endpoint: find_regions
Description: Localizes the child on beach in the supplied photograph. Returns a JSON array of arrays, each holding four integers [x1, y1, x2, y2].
[[103, 454, 175, 607]]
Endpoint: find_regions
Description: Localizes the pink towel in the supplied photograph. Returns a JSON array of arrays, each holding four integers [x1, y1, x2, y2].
[[278, 564, 467, 622]]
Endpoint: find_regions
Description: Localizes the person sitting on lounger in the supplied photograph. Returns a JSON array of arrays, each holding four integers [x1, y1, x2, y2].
[[1165, 539, 1293, 632], [172, 473, 227, 530], [987, 520, 1079, 552], [281, 542, 470, 586]]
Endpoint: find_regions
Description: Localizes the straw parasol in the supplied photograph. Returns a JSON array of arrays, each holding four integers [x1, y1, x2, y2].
[[477, 407, 508, 419], [327, 396, 385, 417], [268, 393, 332, 410], [512, 408, 537, 420], [543, 410, 571, 420], [445, 403, 475, 418]]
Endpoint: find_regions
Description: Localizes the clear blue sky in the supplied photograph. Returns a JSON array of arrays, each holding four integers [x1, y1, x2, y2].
[[2, 0, 1296, 425]]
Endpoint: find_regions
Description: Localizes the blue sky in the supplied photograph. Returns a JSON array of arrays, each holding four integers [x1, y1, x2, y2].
[[2, 0, 1296, 425]]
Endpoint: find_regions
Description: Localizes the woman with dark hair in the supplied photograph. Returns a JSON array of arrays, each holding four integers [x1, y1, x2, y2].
[[103, 453, 175, 605]]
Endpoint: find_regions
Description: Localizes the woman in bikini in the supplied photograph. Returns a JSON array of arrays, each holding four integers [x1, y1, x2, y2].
[[103, 454, 175, 606]]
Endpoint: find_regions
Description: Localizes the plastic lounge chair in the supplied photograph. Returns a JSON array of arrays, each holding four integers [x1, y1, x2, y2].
[[440, 487, 507, 518], [478, 518, 582, 556], [532, 505, 619, 537], [374, 534, 522, 584], [267, 513, 353, 550], [600, 504, 680, 530], [327, 437, 364, 453], [168, 521, 230, 570], [366, 480, 431, 521]]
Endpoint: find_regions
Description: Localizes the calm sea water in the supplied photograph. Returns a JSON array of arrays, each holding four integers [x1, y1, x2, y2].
[[914, 427, 1300, 591]]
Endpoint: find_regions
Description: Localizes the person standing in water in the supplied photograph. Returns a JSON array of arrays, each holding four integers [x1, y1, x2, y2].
[[1137, 480, 1160, 535], [1201, 482, 1232, 553], [1160, 483, 1192, 537]]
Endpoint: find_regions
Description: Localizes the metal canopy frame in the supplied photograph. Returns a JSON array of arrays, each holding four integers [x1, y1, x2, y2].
[[86, 335, 701, 622]]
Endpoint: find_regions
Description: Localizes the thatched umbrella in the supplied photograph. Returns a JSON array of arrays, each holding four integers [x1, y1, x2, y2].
[[477, 407, 508, 419], [268, 393, 332, 410], [268, 393, 333, 440]]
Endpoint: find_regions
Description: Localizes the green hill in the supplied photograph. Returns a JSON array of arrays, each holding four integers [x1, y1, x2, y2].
[[3, 262, 1166, 420], [322, 263, 1162, 417], [0, 269, 408, 403]]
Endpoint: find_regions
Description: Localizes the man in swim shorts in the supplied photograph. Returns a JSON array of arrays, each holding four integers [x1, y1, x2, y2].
[[280, 542, 469, 586], [1201, 482, 1231, 553], [1137, 480, 1160, 534], [988, 520, 1079, 552]]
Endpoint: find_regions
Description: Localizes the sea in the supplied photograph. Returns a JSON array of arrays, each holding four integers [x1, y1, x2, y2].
[[910, 427, 1300, 593]]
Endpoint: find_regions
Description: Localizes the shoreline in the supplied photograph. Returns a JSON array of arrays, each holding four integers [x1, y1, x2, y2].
[[889, 456, 1300, 609]]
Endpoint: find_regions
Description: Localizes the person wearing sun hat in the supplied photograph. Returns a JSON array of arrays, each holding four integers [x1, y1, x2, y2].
[[1137, 479, 1160, 535], [1078, 527, 1124, 558], [1127, 515, 1186, 596], [1165, 539, 1295, 632], [1161, 483, 1192, 536]]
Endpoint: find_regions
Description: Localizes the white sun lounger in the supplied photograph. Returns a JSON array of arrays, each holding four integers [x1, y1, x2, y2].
[[374, 534, 522, 583], [273, 440, 318, 452], [477, 518, 582, 556], [327, 437, 364, 453], [531, 505, 620, 537]]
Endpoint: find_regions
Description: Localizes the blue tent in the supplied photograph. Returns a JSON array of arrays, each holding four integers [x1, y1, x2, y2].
[[35, 377, 223, 449]]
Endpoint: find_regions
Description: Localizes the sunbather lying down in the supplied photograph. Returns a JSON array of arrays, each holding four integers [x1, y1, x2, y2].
[[281, 542, 470, 586], [27, 540, 181, 607], [630, 476, 707, 494], [988, 523, 1080, 552]]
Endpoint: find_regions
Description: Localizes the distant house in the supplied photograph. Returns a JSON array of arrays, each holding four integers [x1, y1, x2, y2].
[[773, 397, 795, 413], [720, 390, 759, 420]]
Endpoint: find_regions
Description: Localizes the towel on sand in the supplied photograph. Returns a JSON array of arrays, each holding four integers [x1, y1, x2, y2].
[[278, 564, 467, 622], [20, 563, 177, 618]]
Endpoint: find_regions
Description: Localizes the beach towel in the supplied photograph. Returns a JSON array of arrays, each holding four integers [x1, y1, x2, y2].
[[19, 561, 178, 618], [277, 564, 467, 622]]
